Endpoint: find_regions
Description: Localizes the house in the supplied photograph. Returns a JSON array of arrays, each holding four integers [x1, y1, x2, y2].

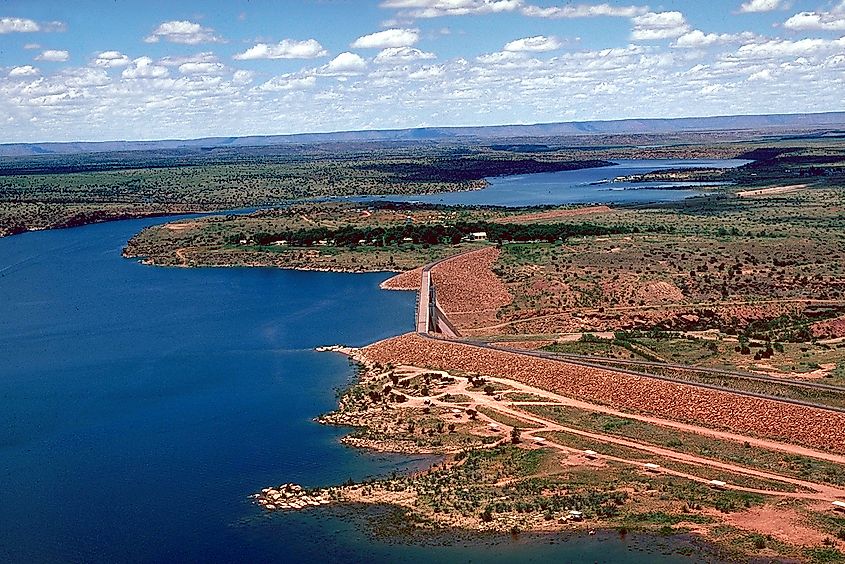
[[643, 463, 661, 473], [583, 449, 598, 459], [470, 231, 488, 241], [566, 510, 584, 521], [709, 480, 727, 490], [832, 501, 845, 512]]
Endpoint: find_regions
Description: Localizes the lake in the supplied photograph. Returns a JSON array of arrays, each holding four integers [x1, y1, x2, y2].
[[0, 164, 734, 562], [358, 158, 749, 207]]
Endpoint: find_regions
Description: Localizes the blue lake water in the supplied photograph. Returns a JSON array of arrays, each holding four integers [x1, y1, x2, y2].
[[358, 159, 749, 207], [0, 165, 734, 562]]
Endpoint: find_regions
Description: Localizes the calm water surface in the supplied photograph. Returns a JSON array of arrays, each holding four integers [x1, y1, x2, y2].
[[0, 166, 729, 562], [359, 158, 749, 207]]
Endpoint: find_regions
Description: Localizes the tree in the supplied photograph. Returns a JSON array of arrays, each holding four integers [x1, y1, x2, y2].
[[510, 427, 521, 444]]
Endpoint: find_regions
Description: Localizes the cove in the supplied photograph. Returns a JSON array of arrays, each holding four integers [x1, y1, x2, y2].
[[1, 210, 722, 562]]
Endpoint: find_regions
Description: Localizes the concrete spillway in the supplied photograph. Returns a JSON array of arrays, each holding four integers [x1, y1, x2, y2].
[[416, 259, 459, 338]]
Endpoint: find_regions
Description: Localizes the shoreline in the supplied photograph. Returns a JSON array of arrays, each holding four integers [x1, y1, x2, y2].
[[248, 340, 845, 561]]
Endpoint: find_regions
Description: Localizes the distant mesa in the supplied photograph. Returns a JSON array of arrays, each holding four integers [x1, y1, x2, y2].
[[2, 111, 845, 158]]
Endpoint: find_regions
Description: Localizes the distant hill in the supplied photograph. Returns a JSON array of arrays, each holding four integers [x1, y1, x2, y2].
[[3, 111, 845, 158]]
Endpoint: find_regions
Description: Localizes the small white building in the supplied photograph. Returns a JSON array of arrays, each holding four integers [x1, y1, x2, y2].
[[470, 231, 488, 241], [566, 510, 584, 521]]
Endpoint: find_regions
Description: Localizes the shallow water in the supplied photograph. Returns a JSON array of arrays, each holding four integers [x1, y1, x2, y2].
[[0, 173, 728, 561]]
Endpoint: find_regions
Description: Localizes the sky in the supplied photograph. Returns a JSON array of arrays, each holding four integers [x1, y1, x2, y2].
[[1, 0, 844, 143]]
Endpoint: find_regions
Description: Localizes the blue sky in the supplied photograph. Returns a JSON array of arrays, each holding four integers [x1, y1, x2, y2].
[[1, 0, 844, 142]]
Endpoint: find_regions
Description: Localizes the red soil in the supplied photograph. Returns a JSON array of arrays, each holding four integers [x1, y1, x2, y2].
[[812, 315, 845, 339], [380, 267, 423, 291], [365, 333, 845, 452], [430, 247, 512, 328]]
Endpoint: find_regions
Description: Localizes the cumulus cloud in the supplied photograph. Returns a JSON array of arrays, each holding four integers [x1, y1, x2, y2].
[[159, 52, 219, 67], [321, 52, 368, 75], [8, 65, 39, 77], [92, 50, 130, 68], [503, 35, 562, 52], [673, 30, 757, 48], [36, 49, 70, 62], [631, 11, 691, 41], [259, 74, 317, 91], [739, 0, 782, 13], [522, 3, 647, 18], [783, 9, 845, 31], [4, 3, 845, 145], [234, 39, 327, 60], [144, 20, 224, 44], [121, 57, 170, 79], [178, 62, 227, 76], [41, 21, 67, 32], [61, 67, 110, 87], [379, 0, 522, 18], [734, 37, 845, 59], [476, 50, 536, 65], [232, 70, 254, 85], [351, 28, 419, 48], [0, 17, 41, 33], [374, 46, 436, 63], [408, 65, 444, 79]]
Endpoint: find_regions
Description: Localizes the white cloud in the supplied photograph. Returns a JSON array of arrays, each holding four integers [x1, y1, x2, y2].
[[144, 20, 223, 45], [522, 3, 647, 18], [631, 11, 691, 41], [503, 35, 562, 52], [351, 28, 419, 48], [3, 5, 845, 146], [233, 39, 327, 60], [178, 62, 227, 76], [476, 50, 535, 64], [0, 17, 40, 33], [36, 49, 70, 62], [739, 0, 782, 13], [783, 10, 845, 32], [408, 65, 444, 79], [92, 51, 130, 68], [159, 52, 219, 67], [23, 43, 40, 50], [41, 21, 67, 33], [8, 65, 39, 77], [121, 57, 170, 79], [322, 52, 368, 75], [734, 37, 845, 59], [61, 67, 110, 87], [748, 68, 773, 81], [232, 70, 254, 85], [380, 0, 523, 18], [259, 74, 317, 91], [374, 46, 436, 63], [673, 30, 757, 48]]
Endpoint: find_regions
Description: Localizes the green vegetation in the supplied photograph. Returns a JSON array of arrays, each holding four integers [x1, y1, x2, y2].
[[524, 405, 845, 487], [0, 141, 610, 237], [475, 406, 542, 429]]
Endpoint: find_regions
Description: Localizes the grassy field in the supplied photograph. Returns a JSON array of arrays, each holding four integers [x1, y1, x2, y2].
[[522, 404, 845, 488]]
